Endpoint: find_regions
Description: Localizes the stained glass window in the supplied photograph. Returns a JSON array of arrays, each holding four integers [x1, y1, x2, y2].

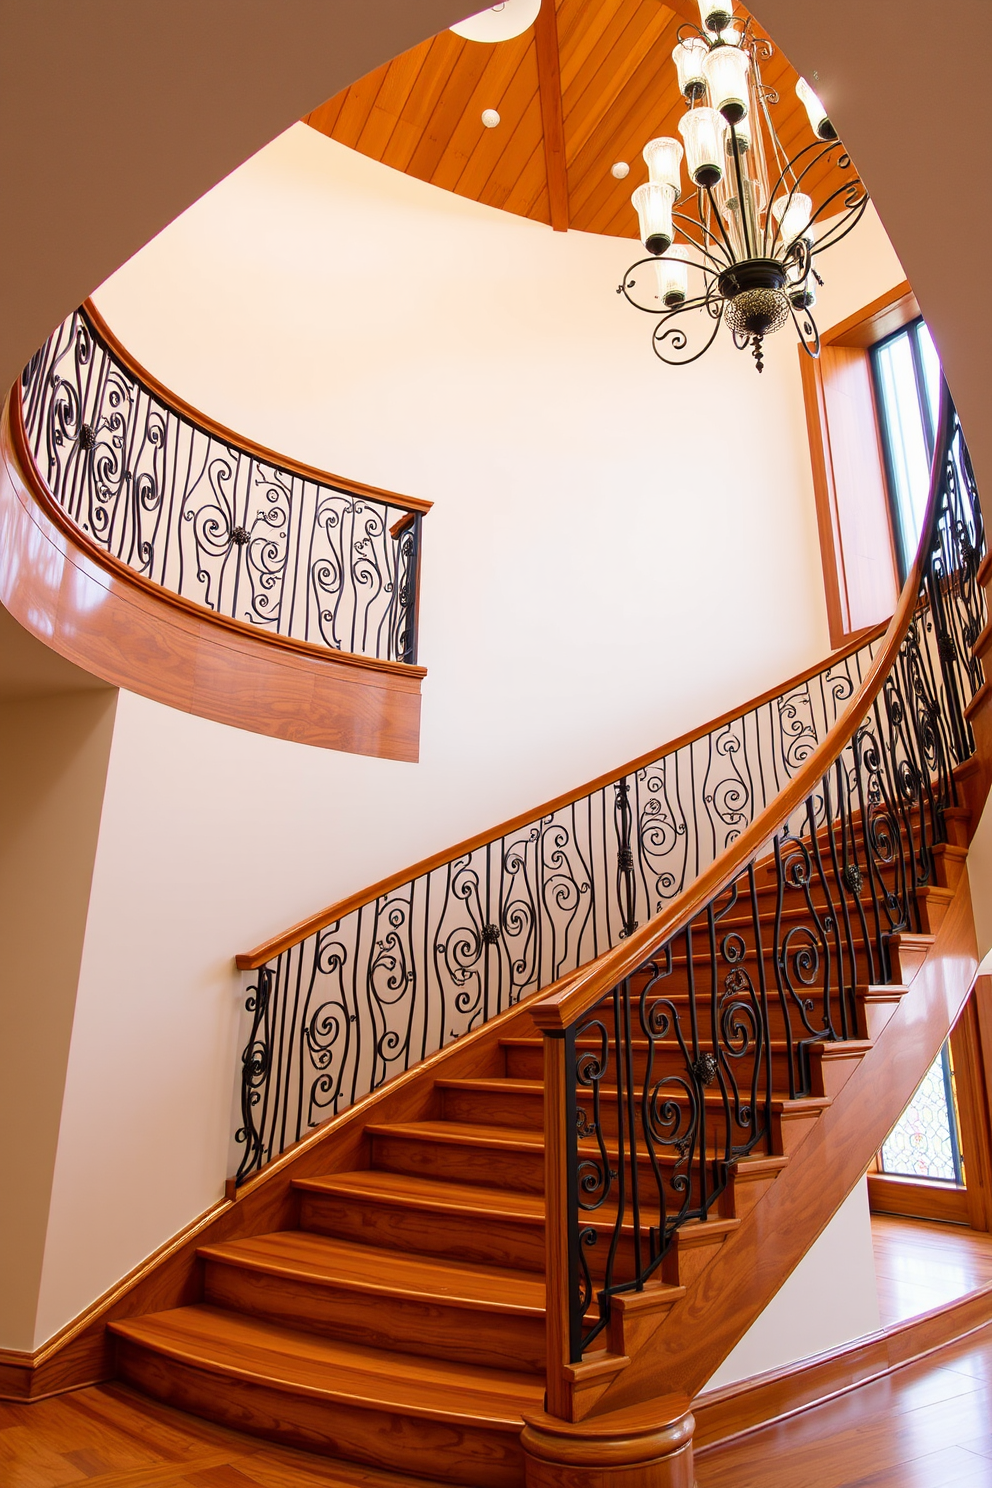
[[879, 1041, 964, 1184]]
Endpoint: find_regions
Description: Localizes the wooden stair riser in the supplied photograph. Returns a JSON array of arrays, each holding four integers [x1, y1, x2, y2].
[[298, 1186, 547, 1274], [559, 990, 864, 1049], [855, 984, 910, 1040], [503, 1038, 802, 1090], [368, 1128, 769, 1207], [113, 1340, 527, 1488], [439, 1081, 774, 1152], [296, 1181, 732, 1296], [370, 1129, 546, 1195], [201, 1255, 548, 1375]]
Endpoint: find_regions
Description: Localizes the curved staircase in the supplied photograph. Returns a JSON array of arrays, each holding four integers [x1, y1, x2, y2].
[[104, 816, 973, 1486], [25, 384, 990, 1486]]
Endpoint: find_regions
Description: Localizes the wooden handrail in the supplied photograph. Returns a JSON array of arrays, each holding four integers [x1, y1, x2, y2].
[[82, 299, 433, 516], [529, 380, 957, 1035], [236, 619, 885, 968]]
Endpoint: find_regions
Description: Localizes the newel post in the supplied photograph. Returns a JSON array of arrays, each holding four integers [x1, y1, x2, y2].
[[541, 1027, 577, 1421], [528, 1018, 696, 1488]]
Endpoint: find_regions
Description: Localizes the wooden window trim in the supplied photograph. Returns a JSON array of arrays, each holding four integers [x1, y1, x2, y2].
[[801, 280, 920, 647], [868, 978, 992, 1231]]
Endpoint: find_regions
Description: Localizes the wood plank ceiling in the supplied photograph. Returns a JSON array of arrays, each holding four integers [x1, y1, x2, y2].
[[305, 0, 844, 241]]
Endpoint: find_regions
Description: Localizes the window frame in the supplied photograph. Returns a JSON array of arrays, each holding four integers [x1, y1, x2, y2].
[[800, 280, 920, 647]]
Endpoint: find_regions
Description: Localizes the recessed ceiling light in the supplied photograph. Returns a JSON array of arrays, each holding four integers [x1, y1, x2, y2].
[[611, 162, 630, 179], [451, 0, 541, 43], [481, 109, 501, 128]]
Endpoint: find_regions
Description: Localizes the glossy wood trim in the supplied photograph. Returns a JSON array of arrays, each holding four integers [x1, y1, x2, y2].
[[0, 391, 424, 761], [867, 1173, 970, 1225], [237, 625, 886, 966], [83, 299, 433, 516], [801, 282, 915, 646], [951, 983, 992, 1231], [821, 281, 921, 352], [529, 388, 954, 1034], [692, 1271, 992, 1453], [535, 0, 569, 233]]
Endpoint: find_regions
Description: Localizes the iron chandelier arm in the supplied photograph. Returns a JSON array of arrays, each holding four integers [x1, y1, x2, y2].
[[762, 138, 851, 257], [651, 293, 725, 367], [703, 183, 742, 264], [670, 211, 734, 273], [617, 257, 719, 314], [788, 298, 822, 360], [807, 188, 870, 256]]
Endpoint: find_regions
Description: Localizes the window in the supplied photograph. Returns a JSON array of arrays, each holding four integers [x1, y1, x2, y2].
[[879, 1041, 964, 1185], [871, 318, 942, 581]]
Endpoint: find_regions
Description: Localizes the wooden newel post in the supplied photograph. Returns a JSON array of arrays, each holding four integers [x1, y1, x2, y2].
[[542, 1028, 575, 1422], [521, 1398, 696, 1488], [531, 1023, 697, 1486]]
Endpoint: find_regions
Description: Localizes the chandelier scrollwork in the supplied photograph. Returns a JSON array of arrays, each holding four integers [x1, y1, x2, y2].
[[617, 0, 868, 372]]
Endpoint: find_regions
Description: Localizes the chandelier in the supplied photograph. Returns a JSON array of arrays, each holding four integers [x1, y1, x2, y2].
[[618, 0, 868, 372]]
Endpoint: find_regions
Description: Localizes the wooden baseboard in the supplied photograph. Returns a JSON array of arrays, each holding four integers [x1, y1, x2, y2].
[[693, 1278, 992, 1452], [0, 1198, 230, 1402], [867, 1172, 971, 1224]]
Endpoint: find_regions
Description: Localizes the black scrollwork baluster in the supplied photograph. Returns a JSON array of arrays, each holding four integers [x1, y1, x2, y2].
[[614, 777, 637, 938], [234, 966, 274, 1183]]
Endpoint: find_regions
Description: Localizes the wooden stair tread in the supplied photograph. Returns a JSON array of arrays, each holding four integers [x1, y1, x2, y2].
[[366, 1119, 764, 1171], [293, 1169, 546, 1222], [110, 1306, 544, 1426], [199, 1231, 547, 1315], [366, 1119, 545, 1152]]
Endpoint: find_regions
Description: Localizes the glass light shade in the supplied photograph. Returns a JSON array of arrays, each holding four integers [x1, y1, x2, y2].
[[698, 0, 733, 33], [642, 136, 683, 194], [796, 76, 837, 140], [631, 182, 676, 255], [771, 190, 813, 246], [654, 245, 690, 308], [678, 107, 725, 189], [672, 38, 709, 100], [450, 0, 541, 42], [704, 44, 750, 125]]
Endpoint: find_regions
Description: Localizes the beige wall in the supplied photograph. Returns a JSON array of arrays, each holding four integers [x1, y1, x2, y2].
[[0, 679, 117, 1351]]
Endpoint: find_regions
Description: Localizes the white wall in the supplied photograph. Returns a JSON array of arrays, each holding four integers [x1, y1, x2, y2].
[[33, 124, 902, 1346], [703, 1178, 880, 1392]]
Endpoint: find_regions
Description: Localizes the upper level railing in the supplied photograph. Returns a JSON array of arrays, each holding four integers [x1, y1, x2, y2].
[[19, 302, 429, 664], [232, 621, 887, 1182], [530, 383, 984, 1405]]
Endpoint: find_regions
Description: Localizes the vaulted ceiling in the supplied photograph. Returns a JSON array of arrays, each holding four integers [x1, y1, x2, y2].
[[304, 0, 842, 241]]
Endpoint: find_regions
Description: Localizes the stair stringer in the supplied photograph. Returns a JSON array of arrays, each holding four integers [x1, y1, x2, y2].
[[580, 865, 980, 1419]]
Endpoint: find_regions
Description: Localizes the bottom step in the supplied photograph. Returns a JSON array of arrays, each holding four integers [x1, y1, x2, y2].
[[110, 1305, 542, 1488]]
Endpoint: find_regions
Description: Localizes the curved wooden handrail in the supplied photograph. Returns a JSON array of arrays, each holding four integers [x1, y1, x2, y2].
[[236, 619, 885, 968], [7, 383, 425, 681], [530, 381, 957, 1033], [83, 299, 432, 516], [0, 390, 425, 760]]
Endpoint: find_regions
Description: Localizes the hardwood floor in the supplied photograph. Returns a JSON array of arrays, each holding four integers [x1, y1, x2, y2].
[[0, 1381, 450, 1488], [695, 1320, 992, 1488], [873, 1215, 992, 1327], [5, 1217, 992, 1488]]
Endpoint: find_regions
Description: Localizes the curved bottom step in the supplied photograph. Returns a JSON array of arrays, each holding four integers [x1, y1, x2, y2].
[[110, 1305, 541, 1488]]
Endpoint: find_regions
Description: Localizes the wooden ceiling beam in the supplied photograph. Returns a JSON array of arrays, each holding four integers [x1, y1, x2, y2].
[[535, 0, 570, 230]]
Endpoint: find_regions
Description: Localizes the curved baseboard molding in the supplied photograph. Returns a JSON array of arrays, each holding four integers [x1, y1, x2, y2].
[[693, 1277, 992, 1453], [0, 392, 425, 761]]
